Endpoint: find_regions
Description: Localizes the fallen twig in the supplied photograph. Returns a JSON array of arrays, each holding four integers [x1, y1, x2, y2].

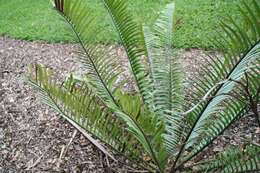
[[26, 145, 50, 170], [59, 129, 77, 160], [59, 114, 117, 162], [105, 155, 110, 168]]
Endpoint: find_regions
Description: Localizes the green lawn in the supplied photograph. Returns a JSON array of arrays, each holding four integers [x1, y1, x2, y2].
[[0, 0, 243, 48]]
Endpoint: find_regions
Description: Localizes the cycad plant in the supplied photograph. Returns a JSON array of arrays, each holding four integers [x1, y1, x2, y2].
[[26, 0, 260, 172]]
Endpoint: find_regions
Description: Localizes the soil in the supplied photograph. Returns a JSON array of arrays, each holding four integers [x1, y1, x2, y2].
[[0, 36, 259, 172]]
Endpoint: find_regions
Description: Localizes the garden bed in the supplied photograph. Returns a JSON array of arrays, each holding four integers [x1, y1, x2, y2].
[[0, 36, 259, 172]]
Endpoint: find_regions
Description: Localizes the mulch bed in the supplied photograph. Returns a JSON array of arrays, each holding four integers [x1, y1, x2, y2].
[[0, 36, 259, 172]]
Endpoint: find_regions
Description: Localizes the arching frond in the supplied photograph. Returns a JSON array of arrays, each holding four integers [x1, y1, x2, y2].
[[38, 0, 163, 171], [143, 3, 184, 157], [102, 0, 153, 107], [144, 3, 184, 114], [170, 0, 260, 171], [54, 0, 121, 107], [179, 66, 260, 166], [193, 144, 260, 173], [25, 65, 153, 169], [187, 43, 259, 146]]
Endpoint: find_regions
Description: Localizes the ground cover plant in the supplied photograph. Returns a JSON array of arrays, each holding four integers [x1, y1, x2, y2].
[[26, 0, 260, 172], [0, 0, 243, 48]]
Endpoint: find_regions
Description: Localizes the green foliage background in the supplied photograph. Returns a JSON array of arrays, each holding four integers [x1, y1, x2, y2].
[[0, 0, 243, 48]]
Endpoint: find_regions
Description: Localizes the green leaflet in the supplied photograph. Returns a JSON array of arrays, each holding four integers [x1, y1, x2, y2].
[[193, 144, 260, 173]]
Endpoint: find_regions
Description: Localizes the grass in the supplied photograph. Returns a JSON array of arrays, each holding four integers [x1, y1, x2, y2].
[[0, 0, 243, 48]]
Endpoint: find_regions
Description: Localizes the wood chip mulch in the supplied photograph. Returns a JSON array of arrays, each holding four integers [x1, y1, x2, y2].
[[0, 37, 259, 172]]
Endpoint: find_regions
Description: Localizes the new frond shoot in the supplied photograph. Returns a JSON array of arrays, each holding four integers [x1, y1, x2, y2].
[[26, 0, 260, 172]]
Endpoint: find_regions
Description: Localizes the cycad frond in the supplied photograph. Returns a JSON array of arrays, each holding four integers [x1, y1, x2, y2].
[[187, 43, 259, 146], [25, 65, 154, 168], [186, 0, 259, 146], [55, 0, 120, 107], [145, 3, 184, 114], [103, 0, 153, 107], [193, 144, 260, 173], [170, 0, 260, 171], [188, 43, 260, 146], [43, 0, 163, 171], [144, 3, 184, 156], [181, 71, 259, 166]]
